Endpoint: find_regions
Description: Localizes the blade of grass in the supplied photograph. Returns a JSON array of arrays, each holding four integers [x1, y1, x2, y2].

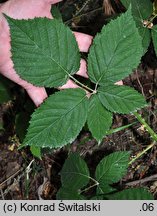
[[106, 122, 137, 135]]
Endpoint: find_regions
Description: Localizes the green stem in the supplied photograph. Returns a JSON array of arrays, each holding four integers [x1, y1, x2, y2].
[[65, 7, 102, 25], [80, 182, 98, 194], [129, 142, 155, 165], [149, 14, 157, 23], [128, 112, 157, 165], [69, 74, 95, 93], [133, 112, 157, 142], [75, 0, 91, 16], [143, 14, 157, 28], [80, 177, 99, 194], [88, 176, 99, 185]]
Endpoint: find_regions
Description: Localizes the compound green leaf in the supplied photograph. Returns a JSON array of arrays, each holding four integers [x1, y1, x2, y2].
[[95, 151, 130, 194], [5, 15, 80, 88], [120, 0, 152, 52], [152, 25, 157, 57], [87, 94, 113, 143], [88, 8, 143, 85], [108, 188, 154, 200], [98, 84, 147, 114], [59, 153, 90, 193], [24, 89, 88, 148]]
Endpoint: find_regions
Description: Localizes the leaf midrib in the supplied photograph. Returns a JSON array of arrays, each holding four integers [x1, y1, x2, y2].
[[99, 89, 142, 102], [96, 154, 128, 183], [25, 94, 87, 145], [95, 21, 126, 85]]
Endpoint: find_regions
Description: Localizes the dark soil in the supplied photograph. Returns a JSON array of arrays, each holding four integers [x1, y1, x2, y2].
[[0, 0, 157, 200]]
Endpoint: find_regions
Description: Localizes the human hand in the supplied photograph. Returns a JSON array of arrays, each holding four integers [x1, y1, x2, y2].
[[0, 0, 93, 106]]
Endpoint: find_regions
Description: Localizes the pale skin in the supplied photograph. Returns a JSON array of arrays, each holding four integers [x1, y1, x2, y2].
[[0, 0, 122, 106]]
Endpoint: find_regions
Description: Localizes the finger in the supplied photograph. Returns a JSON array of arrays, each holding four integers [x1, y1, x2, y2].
[[73, 32, 93, 52], [59, 58, 89, 88], [59, 80, 90, 97], [0, 62, 47, 106], [59, 79, 123, 90], [76, 59, 88, 78]]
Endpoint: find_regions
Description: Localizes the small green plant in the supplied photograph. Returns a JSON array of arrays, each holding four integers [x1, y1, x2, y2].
[[5, 8, 147, 149], [56, 152, 153, 200]]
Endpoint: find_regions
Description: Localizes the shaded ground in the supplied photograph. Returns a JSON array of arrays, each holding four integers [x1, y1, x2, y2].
[[0, 0, 157, 199]]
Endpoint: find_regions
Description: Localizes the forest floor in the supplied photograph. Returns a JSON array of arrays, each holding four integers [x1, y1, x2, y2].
[[0, 0, 157, 200]]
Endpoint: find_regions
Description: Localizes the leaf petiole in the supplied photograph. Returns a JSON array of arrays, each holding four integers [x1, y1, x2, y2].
[[133, 112, 157, 142], [69, 74, 95, 94], [128, 112, 157, 165]]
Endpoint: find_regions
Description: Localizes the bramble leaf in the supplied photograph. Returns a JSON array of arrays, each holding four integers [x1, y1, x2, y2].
[[87, 95, 113, 143], [95, 151, 130, 194], [88, 8, 143, 85], [57, 153, 90, 199], [5, 15, 80, 87], [120, 0, 152, 52], [24, 89, 88, 148], [108, 188, 154, 200], [98, 84, 147, 114]]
